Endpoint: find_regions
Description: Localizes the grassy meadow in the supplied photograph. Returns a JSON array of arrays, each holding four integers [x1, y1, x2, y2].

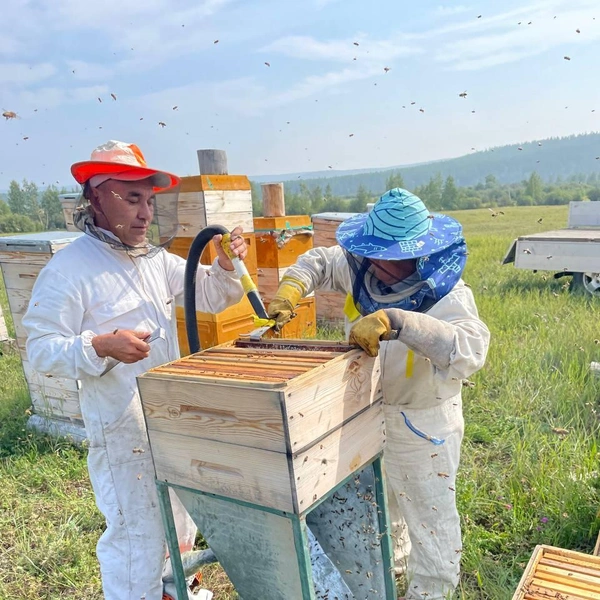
[[2, 204, 600, 599]]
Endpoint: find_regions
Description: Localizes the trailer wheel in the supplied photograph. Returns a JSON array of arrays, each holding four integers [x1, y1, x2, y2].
[[572, 272, 600, 297]]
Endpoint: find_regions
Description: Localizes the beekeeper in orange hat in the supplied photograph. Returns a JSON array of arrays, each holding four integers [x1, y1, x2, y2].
[[23, 141, 248, 600]]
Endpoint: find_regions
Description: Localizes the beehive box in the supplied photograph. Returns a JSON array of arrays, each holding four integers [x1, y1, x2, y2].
[[311, 212, 357, 324], [158, 175, 254, 238], [512, 545, 600, 599], [58, 193, 80, 232], [254, 215, 313, 269], [175, 290, 259, 356], [138, 339, 384, 514], [0, 232, 84, 424]]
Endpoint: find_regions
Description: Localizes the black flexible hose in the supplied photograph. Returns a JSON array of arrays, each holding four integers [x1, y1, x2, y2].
[[183, 225, 228, 354]]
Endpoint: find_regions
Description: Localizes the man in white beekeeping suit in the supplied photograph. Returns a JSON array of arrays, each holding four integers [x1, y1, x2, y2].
[[267, 188, 490, 599], [22, 140, 248, 600]]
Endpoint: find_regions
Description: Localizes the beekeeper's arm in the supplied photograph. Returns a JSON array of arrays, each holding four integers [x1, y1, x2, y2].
[[349, 284, 490, 379], [23, 267, 120, 380], [167, 228, 246, 313], [268, 246, 349, 329]]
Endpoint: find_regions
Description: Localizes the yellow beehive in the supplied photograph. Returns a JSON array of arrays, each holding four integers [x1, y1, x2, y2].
[[138, 339, 384, 514]]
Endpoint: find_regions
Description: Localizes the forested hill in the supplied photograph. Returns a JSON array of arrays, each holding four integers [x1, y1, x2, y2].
[[266, 133, 600, 196]]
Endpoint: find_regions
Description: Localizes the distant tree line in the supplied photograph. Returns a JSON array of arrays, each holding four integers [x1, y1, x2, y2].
[[0, 180, 69, 233], [275, 133, 600, 197], [252, 171, 600, 216]]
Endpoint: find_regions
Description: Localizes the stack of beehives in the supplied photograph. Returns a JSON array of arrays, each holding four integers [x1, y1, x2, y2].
[[254, 183, 316, 339], [311, 212, 357, 325], [162, 169, 259, 355]]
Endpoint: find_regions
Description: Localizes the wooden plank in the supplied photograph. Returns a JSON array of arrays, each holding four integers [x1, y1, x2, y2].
[[0, 252, 52, 265], [292, 402, 384, 513], [180, 175, 251, 193], [569, 201, 600, 228], [29, 387, 83, 422], [528, 578, 600, 599], [0, 304, 9, 342], [512, 545, 546, 600], [285, 350, 381, 453], [0, 263, 42, 291], [149, 429, 294, 512], [173, 488, 307, 599], [512, 546, 600, 600], [22, 360, 79, 393], [204, 190, 253, 216], [534, 563, 600, 591], [11, 312, 27, 351], [178, 211, 255, 238], [138, 376, 286, 451], [5, 287, 31, 316]]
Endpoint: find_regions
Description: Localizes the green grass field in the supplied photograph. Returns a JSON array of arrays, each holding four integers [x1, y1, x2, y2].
[[2, 204, 600, 599]]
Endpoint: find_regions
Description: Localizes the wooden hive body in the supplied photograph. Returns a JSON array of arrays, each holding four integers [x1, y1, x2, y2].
[[138, 339, 384, 514], [512, 545, 600, 599], [0, 232, 84, 425], [158, 174, 260, 352], [158, 175, 254, 238]]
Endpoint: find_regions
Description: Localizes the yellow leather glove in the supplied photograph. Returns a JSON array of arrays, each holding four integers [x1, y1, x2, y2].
[[348, 310, 392, 357], [267, 277, 305, 331]]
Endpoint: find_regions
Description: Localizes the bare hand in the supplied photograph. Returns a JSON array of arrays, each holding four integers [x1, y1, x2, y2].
[[213, 226, 248, 271], [92, 330, 151, 363]]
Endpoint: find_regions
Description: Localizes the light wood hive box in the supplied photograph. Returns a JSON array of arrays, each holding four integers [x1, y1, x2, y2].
[[158, 175, 254, 238], [311, 212, 357, 324], [0, 232, 84, 424], [512, 545, 600, 599], [138, 339, 384, 514]]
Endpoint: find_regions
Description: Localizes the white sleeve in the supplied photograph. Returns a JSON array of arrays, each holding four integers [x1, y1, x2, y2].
[[22, 267, 109, 379], [279, 246, 351, 296], [164, 251, 244, 312]]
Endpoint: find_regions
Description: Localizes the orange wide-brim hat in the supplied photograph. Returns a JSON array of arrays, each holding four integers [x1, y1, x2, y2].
[[71, 140, 180, 192]]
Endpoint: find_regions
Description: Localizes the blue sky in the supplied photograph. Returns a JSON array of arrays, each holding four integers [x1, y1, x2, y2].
[[1, 0, 599, 190]]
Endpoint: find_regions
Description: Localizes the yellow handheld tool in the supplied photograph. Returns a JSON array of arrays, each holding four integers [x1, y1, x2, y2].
[[221, 233, 276, 341]]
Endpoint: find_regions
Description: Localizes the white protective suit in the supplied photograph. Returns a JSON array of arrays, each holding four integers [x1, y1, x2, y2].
[[283, 245, 490, 600], [22, 232, 244, 600]]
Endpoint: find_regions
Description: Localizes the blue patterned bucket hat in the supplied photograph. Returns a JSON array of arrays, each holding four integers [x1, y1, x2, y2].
[[336, 188, 463, 260]]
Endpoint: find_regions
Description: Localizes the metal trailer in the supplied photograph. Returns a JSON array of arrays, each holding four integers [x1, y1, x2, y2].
[[502, 201, 600, 296]]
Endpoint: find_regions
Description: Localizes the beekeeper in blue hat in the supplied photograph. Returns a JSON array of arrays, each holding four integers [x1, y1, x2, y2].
[[268, 188, 490, 600]]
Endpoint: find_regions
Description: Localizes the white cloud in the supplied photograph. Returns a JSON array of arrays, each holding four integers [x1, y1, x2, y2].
[[436, 2, 600, 70], [262, 35, 421, 63], [0, 63, 56, 86]]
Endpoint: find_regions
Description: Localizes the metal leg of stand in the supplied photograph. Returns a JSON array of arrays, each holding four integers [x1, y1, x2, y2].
[[157, 481, 188, 600]]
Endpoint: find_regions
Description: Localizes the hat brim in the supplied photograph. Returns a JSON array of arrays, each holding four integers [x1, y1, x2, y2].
[[71, 161, 179, 192], [336, 212, 463, 260]]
